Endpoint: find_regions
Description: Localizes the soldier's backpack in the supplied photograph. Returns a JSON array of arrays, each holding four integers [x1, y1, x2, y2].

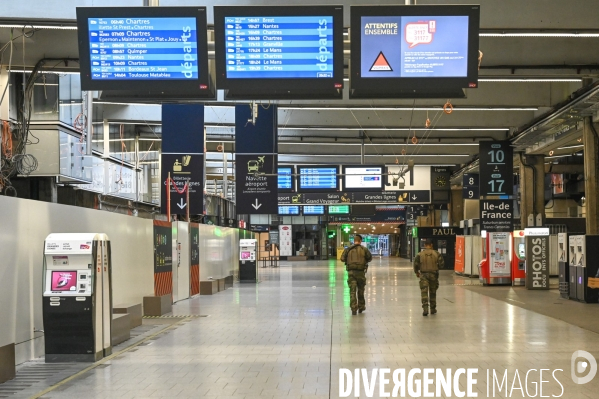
[[420, 249, 439, 272], [346, 245, 367, 270]]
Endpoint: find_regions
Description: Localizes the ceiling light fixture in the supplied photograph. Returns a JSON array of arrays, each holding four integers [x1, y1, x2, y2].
[[557, 144, 584, 150], [280, 106, 537, 112], [0, 24, 77, 30], [478, 78, 583, 83]]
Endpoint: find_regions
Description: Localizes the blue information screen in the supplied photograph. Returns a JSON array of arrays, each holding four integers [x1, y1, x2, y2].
[[299, 167, 337, 190], [361, 16, 468, 78], [303, 206, 325, 215], [278, 206, 300, 215], [224, 16, 333, 79], [88, 17, 199, 80], [278, 167, 293, 190]]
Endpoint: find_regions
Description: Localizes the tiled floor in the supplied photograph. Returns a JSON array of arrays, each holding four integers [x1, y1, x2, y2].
[[39, 257, 599, 398]]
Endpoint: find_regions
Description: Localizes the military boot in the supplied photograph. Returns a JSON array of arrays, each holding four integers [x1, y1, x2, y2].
[[431, 308, 437, 315], [423, 307, 428, 316]]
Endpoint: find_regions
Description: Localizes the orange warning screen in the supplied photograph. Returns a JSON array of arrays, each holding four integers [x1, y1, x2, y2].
[[360, 16, 469, 78]]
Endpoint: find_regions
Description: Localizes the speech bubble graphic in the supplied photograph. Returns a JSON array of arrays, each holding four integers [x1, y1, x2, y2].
[[405, 21, 435, 48]]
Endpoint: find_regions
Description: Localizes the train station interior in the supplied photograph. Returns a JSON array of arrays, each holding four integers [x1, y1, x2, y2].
[[1, 1, 599, 398]]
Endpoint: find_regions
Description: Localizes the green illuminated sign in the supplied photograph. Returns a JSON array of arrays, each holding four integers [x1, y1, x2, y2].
[[342, 224, 352, 234], [329, 205, 350, 214]]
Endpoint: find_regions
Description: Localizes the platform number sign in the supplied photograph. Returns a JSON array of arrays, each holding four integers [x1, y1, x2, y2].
[[479, 141, 513, 197], [462, 174, 479, 200]]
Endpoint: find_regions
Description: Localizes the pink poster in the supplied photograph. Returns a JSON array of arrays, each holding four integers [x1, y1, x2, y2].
[[51, 271, 78, 291]]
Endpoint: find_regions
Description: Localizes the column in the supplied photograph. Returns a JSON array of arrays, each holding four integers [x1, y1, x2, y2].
[[583, 117, 599, 234], [519, 154, 545, 228]]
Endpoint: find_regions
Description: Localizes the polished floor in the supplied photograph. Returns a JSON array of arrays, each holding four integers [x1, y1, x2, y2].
[[40, 258, 599, 398]]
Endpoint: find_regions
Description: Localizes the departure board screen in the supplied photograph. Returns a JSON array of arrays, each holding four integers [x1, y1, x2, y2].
[[329, 205, 350, 214], [87, 17, 199, 80], [303, 206, 325, 215], [344, 166, 383, 190], [278, 167, 293, 190], [278, 206, 300, 215], [224, 16, 333, 79], [299, 167, 338, 190]]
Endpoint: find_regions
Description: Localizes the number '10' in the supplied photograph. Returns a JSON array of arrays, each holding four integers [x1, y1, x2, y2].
[[488, 150, 505, 163]]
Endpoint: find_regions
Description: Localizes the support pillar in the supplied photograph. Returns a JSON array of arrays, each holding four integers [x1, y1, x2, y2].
[[450, 188, 463, 226], [583, 117, 599, 234], [519, 154, 545, 228]]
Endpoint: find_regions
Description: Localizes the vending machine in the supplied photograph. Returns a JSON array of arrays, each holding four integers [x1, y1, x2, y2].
[[569, 235, 579, 299], [569, 235, 599, 303], [479, 232, 512, 285], [42, 233, 112, 362], [512, 230, 526, 286], [557, 232, 569, 298], [239, 239, 257, 283]]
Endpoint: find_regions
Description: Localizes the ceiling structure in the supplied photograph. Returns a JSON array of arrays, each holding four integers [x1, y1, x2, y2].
[[2, 0, 599, 179]]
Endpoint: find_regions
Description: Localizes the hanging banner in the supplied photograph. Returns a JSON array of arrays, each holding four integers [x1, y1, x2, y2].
[[279, 225, 293, 256], [479, 141, 513, 197], [455, 236, 466, 274], [160, 104, 204, 215], [235, 104, 278, 215]]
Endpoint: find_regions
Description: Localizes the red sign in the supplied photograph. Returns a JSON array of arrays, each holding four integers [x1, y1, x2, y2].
[[455, 236, 466, 273]]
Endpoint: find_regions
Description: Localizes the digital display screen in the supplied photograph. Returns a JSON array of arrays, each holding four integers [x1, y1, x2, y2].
[[278, 167, 293, 190], [344, 166, 383, 189], [87, 17, 199, 80], [303, 206, 325, 215], [241, 251, 251, 259], [278, 205, 300, 215], [329, 205, 350, 214], [224, 16, 333, 79], [361, 16, 468, 78], [299, 167, 338, 190], [51, 271, 78, 291]]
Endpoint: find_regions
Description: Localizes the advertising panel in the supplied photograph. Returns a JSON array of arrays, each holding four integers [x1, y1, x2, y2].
[[489, 232, 511, 277]]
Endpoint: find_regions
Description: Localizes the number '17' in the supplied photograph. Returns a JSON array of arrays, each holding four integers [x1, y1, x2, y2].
[[488, 180, 504, 193]]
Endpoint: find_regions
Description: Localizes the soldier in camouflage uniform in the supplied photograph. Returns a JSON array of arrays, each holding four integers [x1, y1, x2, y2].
[[413, 239, 444, 316], [341, 235, 373, 315]]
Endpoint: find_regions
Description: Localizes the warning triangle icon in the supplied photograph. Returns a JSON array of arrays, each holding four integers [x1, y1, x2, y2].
[[369, 51, 393, 71]]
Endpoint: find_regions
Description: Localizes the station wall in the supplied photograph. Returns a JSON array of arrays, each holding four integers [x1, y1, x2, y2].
[[0, 195, 239, 366]]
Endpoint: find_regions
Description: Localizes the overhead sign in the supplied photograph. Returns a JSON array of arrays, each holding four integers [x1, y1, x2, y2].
[[161, 104, 204, 216], [278, 190, 430, 205], [407, 205, 428, 221], [480, 199, 514, 233], [236, 154, 278, 214], [235, 104, 278, 214], [479, 141, 513, 196], [462, 173, 479, 200], [160, 153, 203, 215], [526, 233, 550, 290]]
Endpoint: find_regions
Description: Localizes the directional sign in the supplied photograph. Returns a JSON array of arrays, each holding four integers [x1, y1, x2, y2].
[[407, 205, 428, 221], [463, 173, 480, 200], [480, 199, 514, 233], [480, 141, 513, 196], [235, 104, 278, 215], [278, 190, 431, 205], [236, 154, 278, 215], [160, 153, 203, 215]]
